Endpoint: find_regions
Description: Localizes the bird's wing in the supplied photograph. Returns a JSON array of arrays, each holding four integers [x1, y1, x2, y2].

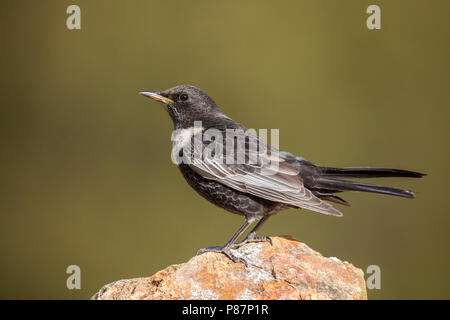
[[186, 131, 342, 216]]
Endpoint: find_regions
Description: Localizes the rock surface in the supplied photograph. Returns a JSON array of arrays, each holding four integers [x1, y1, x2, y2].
[[92, 236, 367, 300]]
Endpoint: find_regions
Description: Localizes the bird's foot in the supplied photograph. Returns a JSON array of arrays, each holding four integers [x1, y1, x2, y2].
[[196, 246, 248, 267], [232, 235, 273, 249]]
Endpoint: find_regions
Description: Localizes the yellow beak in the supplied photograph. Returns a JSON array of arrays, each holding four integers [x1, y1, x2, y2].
[[139, 91, 174, 104]]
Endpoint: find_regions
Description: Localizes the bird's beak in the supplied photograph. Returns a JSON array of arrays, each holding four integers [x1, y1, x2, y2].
[[139, 91, 174, 104]]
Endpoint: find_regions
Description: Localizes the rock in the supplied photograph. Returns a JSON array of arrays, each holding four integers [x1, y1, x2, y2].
[[92, 236, 367, 300]]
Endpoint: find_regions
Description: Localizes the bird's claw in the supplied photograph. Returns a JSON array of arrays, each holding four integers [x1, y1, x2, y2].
[[196, 246, 249, 267], [232, 235, 272, 249]]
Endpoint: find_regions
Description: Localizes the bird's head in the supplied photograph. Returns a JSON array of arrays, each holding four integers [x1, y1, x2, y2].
[[140, 85, 224, 128]]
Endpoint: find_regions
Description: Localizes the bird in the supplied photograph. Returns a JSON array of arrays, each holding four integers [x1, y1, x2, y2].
[[140, 85, 425, 266]]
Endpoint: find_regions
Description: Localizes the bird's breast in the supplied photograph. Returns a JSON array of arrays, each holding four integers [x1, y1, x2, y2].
[[171, 126, 204, 163]]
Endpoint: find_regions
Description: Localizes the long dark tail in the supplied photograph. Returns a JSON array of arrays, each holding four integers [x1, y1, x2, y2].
[[313, 167, 425, 200], [320, 167, 424, 179]]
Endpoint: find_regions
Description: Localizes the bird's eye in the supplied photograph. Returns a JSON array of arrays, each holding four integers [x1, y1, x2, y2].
[[180, 93, 189, 101]]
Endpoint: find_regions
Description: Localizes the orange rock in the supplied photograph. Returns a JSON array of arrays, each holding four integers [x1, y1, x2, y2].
[[92, 237, 367, 300]]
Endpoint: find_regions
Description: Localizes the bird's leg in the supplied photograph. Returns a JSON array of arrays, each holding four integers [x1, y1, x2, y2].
[[232, 215, 272, 248], [196, 218, 254, 267]]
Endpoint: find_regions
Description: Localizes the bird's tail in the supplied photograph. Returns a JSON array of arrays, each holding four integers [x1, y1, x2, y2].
[[315, 167, 425, 199]]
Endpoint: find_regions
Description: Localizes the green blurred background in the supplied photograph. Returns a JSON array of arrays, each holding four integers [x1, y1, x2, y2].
[[1, 0, 449, 299]]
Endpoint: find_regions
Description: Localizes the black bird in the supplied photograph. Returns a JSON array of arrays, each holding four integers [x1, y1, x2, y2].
[[140, 85, 424, 265]]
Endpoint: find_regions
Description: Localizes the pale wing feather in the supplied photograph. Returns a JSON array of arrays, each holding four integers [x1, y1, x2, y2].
[[189, 140, 342, 216]]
